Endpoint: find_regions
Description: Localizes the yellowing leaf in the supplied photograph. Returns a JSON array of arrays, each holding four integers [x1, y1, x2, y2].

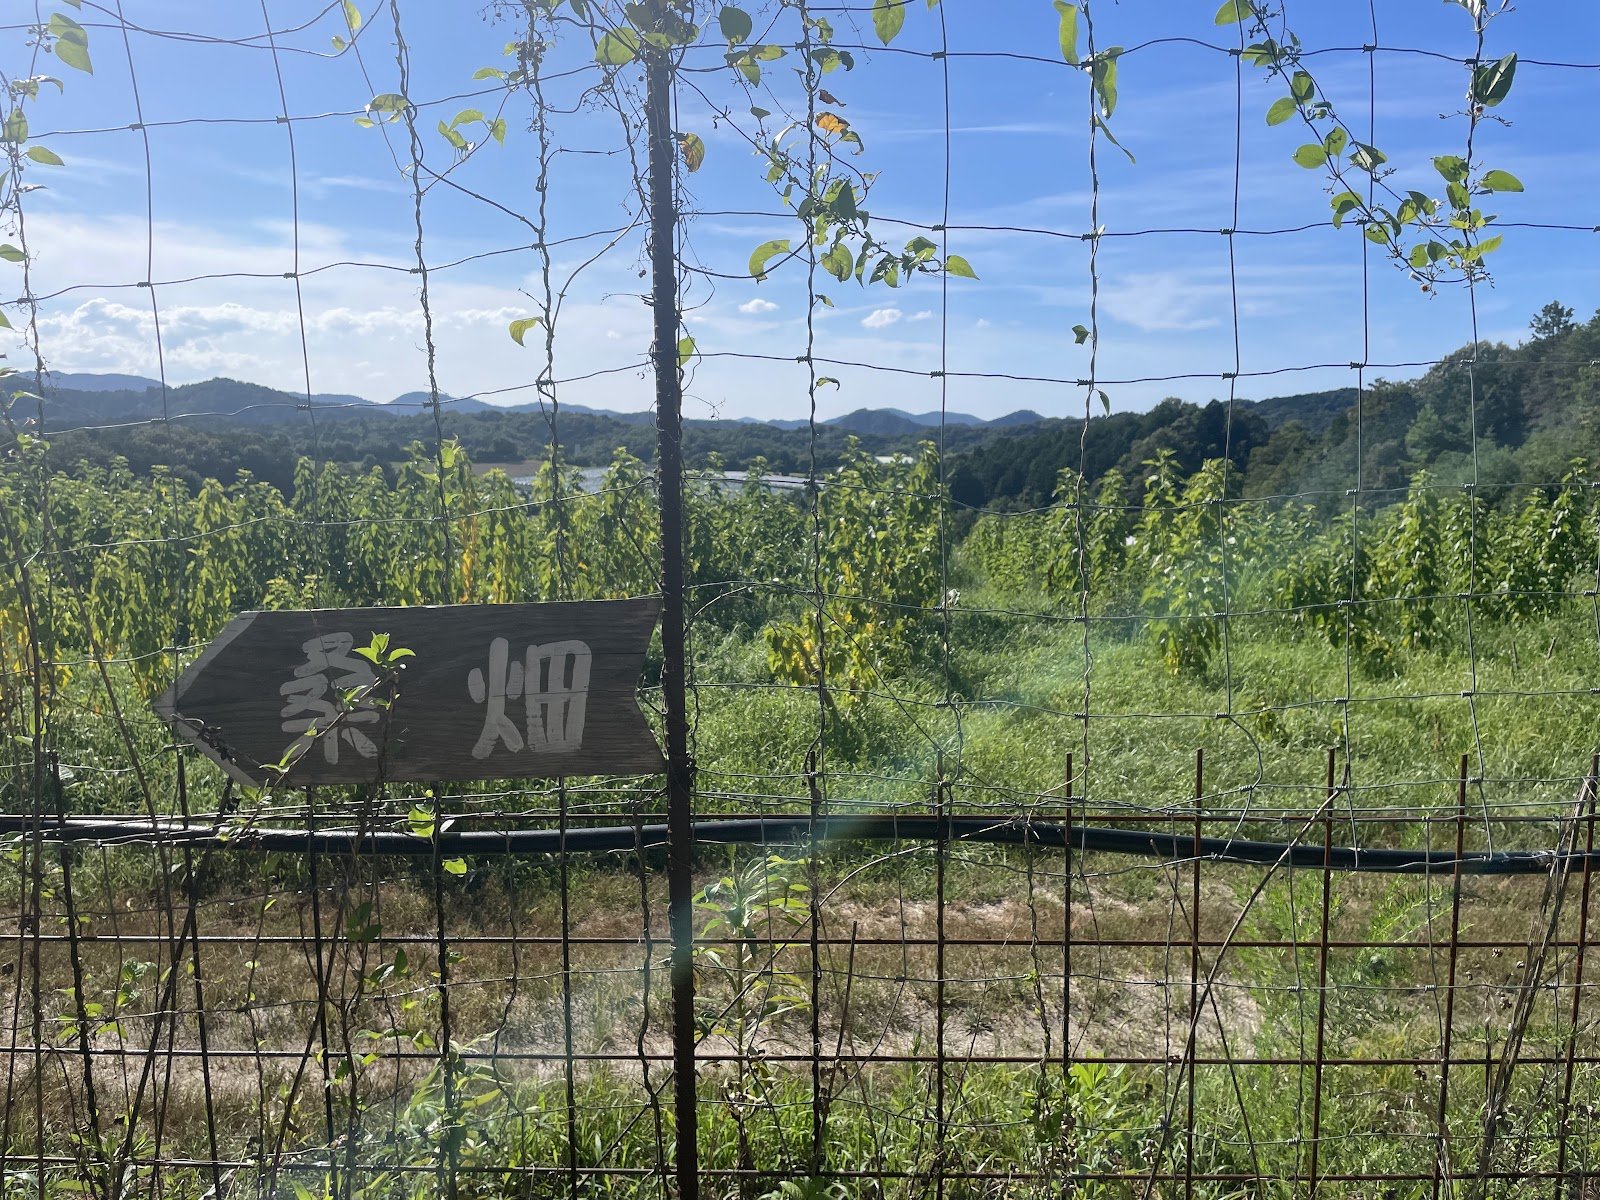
[[1052, 1, 1079, 66], [678, 132, 705, 172], [872, 0, 905, 45], [508, 316, 542, 346], [815, 112, 851, 137]]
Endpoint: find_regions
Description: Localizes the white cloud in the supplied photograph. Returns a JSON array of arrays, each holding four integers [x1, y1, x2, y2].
[[975, 318, 991, 329], [861, 307, 902, 329], [909, 310, 934, 322], [1100, 271, 1228, 333], [738, 297, 778, 314]]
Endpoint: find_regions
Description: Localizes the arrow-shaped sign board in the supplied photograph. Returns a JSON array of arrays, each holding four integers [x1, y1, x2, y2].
[[154, 599, 664, 787]]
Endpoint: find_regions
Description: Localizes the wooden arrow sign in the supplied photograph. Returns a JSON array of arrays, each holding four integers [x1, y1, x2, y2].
[[153, 599, 664, 787]]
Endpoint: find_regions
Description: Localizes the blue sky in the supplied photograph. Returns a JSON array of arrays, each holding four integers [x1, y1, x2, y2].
[[4, 1, 1597, 421]]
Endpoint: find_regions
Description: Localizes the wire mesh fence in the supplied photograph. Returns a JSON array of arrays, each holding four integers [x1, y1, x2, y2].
[[2, 1, 1600, 1196]]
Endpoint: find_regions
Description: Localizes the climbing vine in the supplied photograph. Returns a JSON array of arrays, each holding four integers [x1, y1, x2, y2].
[[1222, 0, 1522, 289]]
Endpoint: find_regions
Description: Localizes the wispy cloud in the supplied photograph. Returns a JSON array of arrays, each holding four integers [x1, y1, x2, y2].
[[862, 307, 902, 329]]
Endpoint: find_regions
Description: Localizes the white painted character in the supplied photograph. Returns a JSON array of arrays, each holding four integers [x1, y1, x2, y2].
[[467, 636, 525, 759], [278, 632, 381, 764], [468, 638, 592, 759], [526, 640, 592, 753]]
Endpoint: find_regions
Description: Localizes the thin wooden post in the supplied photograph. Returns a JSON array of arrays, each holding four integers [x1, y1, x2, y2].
[[644, 39, 698, 1200], [1433, 755, 1469, 1199], [1307, 747, 1337, 1193], [1553, 754, 1598, 1199]]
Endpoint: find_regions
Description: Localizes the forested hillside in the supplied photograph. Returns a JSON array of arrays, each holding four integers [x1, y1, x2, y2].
[[956, 301, 1598, 509]]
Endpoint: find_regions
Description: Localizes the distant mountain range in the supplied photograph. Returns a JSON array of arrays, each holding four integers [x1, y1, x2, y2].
[[30, 373, 1057, 435], [28, 303, 1600, 514]]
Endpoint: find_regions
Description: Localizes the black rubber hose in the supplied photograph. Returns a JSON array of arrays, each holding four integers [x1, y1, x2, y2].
[[0, 812, 1589, 875]]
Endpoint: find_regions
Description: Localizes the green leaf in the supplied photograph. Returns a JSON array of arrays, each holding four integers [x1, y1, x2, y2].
[[1479, 169, 1523, 193], [1348, 142, 1386, 172], [728, 49, 761, 85], [944, 254, 977, 280], [677, 335, 696, 366], [718, 6, 752, 45], [343, 1, 362, 31], [1471, 52, 1516, 108], [1322, 127, 1347, 158], [0, 310, 10, 330], [438, 120, 467, 152], [873, 0, 905, 46], [345, 901, 380, 944], [1241, 39, 1279, 67], [748, 238, 790, 281], [473, 66, 505, 80], [1097, 390, 1111, 415], [596, 27, 640, 67], [1214, 0, 1252, 24], [1052, 1, 1079, 66], [1472, 233, 1504, 257], [48, 14, 92, 74], [1329, 190, 1361, 229], [508, 316, 542, 346], [25, 146, 63, 166], [1289, 71, 1315, 104], [442, 858, 467, 876], [1265, 96, 1297, 126], [0, 245, 26, 263], [1292, 143, 1327, 169], [1090, 49, 1121, 119], [1072, 324, 1089, 344], [2, 110, 28, 145], [1094, 113, 1135, 163], [1432, 154, 1469, 184], [367, 92, 409, 115], [822, 242, 853, 282]]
